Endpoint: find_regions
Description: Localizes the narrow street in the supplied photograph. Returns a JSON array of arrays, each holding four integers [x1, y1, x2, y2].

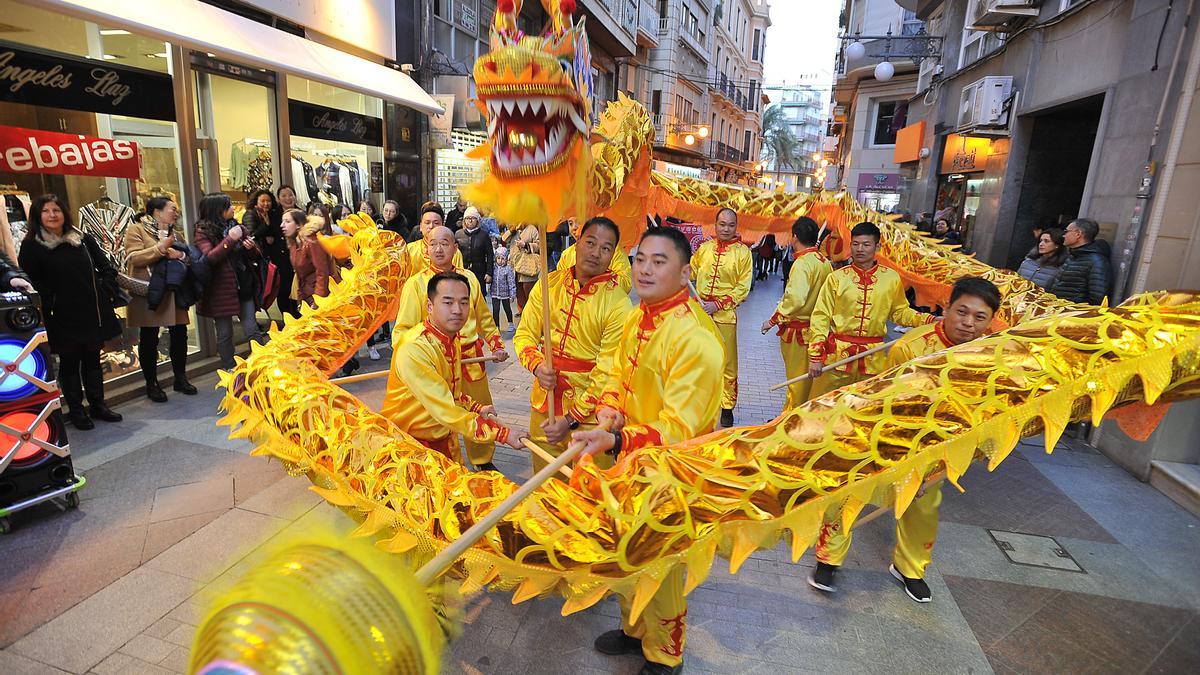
[[2, 275, 1196, 674]]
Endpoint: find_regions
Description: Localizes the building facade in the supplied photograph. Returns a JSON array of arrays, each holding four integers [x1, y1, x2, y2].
[[828, 0, 925, 211], [0, 0, 439, 386], [707, 0, 770, 183], [894, 0, 1200, 512], [763, 83, 826, 192]]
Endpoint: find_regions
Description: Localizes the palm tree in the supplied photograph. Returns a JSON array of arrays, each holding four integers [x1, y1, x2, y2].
[[762, 104, 800, 183]]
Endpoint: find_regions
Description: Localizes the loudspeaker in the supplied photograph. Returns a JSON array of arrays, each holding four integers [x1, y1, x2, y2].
[[0, 291, 78, 532]]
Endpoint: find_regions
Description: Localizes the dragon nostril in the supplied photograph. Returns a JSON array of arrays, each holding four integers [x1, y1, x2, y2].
[[485, 61, 498, 73]]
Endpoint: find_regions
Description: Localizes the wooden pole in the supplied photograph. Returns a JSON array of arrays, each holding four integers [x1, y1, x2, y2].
[[521, 438, 573, 480], [328, 356, 499, 386], [329, 369, 389, 385], [848, 471, 946, 530], [537, 224, 557, 421], [767, 338, 900, 392], [414, 440, 586, 585]]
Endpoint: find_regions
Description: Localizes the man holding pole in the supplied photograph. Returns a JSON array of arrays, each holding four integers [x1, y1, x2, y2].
[[382, 272, 527, 462], [808, 276, 1001, 601], [573, 226, 723, 675], [806, 221, 934, 401], [514, 216, 632, 473], [393, 226, 508, 471], [691, 207, 753, 428], [761, 216, 832, 410]]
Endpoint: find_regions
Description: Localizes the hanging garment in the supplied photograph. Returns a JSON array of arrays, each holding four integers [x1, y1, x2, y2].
[[78, 198, 137, 270], [336, 162, 353, 208], [345, 160, 364, 205], [290, 156, 311, 210]]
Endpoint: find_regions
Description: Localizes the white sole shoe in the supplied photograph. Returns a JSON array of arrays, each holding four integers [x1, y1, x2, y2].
[[368, 348, 381, 361], [890, 565, 932, 603]]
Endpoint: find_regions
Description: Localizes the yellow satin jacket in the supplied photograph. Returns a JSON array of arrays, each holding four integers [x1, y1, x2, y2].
[[393, 265, 503, 381], [690, 238, 752, 325], [514, 266, 632, 420], [596, 288, 724, 453]]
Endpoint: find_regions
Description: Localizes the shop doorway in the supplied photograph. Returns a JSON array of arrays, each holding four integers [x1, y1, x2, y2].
[[1007, 95, 1104, 267]]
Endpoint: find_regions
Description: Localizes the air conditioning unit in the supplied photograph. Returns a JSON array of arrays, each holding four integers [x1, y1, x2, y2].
[[969, 0, 1040, 31], [958, 76, 1013, 131]]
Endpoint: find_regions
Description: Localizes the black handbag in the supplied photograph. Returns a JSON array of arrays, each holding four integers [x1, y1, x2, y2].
[[83, 236, 131, 308]]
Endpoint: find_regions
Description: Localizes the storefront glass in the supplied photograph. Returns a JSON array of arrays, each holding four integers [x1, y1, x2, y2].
[[0, 0, 198, 380], [286, 76, 384, 213], [192, 68, 278, 219]]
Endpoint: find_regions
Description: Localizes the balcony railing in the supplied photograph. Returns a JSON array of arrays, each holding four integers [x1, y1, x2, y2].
[[710, 140, 748, 164], [639, 2, 659, 37], [658, 16, 670, 34], [711, 79, 757, 112]]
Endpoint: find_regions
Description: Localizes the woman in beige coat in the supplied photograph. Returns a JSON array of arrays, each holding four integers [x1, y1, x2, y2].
[[124, 196, 195, 402]]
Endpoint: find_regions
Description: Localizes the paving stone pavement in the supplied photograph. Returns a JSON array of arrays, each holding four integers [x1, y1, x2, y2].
[[1, 273, 1198, 674]]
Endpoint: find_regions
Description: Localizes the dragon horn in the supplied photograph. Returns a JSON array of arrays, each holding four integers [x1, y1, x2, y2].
[[542, 0, 576, 35], [495, 0, 522, 34]]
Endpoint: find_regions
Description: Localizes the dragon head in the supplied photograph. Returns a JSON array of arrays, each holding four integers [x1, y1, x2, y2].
[[465, 0, 594, 227]]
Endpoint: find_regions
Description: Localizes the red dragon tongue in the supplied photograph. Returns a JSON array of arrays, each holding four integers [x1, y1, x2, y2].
[[560, 0, 576, 15]]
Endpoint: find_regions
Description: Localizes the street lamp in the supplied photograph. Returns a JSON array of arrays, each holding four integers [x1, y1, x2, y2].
[[874, 60, 895, 82], [811, 152, 821, 162], [838, 29, 943, 81], [697, 126, 710, 139], [684, 133, 696, 145]]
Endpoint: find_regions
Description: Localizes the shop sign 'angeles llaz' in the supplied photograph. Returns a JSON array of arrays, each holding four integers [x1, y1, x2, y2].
[[0, 40, 176, 121], [0, 125, 141, 180]]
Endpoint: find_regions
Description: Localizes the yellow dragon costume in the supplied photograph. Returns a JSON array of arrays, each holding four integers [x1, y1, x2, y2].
[[203, 0, 1200, 668]]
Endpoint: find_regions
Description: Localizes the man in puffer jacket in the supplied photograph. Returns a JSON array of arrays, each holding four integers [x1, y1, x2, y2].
[[1048, 218, 1111, 305]]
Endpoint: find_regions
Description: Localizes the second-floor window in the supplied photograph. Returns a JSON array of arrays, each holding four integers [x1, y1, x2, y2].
[[961, 2, 1004, 67], [872, 100, 899, 146], [752, 28, 762, 61]]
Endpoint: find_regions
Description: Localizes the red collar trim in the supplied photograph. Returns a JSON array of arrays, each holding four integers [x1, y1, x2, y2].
[[849, 262, 879, 284], [640, 287, 690, 321], [574, 266, 617, 294], [422, 320, 457, 351], [715, 238, 739, 252], [933, 321, 955, 348]]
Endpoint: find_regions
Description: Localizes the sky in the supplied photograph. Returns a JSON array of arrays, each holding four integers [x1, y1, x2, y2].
[[761, 0, 842, 105]]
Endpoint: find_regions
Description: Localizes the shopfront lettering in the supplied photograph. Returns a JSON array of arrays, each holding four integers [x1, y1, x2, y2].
[[0, 124, 140, 179], [0, 51, 74, 93], [85, 68, 133, 106], [288, 99, 383, 146], [951, 148, 977, 172], [0, 40, 175, 121], [310, 111, 368, 139]]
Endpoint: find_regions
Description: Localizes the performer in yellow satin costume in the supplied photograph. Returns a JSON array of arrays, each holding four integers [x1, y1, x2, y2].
[[557, 219, 633, 293], [807, 221, 934, 399], [809, 276, 1001, 603], [572, 227, 723, 675], [404, 202, 463, 276], [761, 216, 832, 410], [393, 226, 508, 469], [690, 207, 752, 427], [513, 217, 632, 473], [381, 272, 526, 462]]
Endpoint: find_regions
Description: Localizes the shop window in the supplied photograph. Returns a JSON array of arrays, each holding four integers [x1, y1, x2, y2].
[[872, 100, 899, 147]]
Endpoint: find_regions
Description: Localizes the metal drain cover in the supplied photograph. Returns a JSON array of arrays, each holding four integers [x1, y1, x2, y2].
[[986, 530, 1085, 573]]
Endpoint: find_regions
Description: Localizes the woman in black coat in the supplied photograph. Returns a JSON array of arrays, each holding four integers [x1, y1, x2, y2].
[[17, 194, 123, 430]]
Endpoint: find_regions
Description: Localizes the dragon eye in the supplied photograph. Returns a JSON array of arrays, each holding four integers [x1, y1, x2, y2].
[[558, 57, 572, 74]]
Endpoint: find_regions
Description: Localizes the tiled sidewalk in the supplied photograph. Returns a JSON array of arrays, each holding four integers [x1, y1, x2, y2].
[[2, 274, 1198, 674]]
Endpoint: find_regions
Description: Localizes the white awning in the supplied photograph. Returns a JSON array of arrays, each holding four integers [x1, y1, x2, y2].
[[34, 0, 445, 116]]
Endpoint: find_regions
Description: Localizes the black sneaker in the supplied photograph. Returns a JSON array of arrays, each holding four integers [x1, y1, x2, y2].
[[719, 409, 734, 428], [808, 561, 838, 593], [594, 629, 642, 656], [890, 564, 932, 603], [640, 661, 682, 675], [88, 403, 123, 423], [173, 377, 198, 395], [475, 462, 498, 473]]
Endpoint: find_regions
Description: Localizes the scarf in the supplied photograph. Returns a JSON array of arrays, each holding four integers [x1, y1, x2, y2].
[[35, 228, 84, 249]]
